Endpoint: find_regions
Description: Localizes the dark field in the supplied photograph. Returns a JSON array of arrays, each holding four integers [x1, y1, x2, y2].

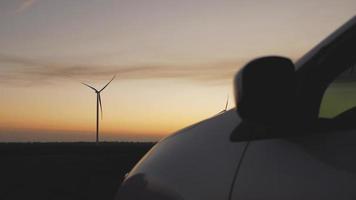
[[0, 142, 155, 200]]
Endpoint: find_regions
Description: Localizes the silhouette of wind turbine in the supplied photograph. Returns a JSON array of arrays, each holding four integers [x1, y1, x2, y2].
[[82, 75, 116, 144], [216, 94, 229, 115]]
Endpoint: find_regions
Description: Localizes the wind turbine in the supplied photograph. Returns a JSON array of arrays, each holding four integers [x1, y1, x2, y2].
[[216, 94, 229, 115], [82, 75, 116, 144]]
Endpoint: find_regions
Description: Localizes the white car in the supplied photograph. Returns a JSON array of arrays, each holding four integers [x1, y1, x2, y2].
[[116, 16, 356, 200]]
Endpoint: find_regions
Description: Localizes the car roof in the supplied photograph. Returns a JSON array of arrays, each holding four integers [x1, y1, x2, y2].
[[295, 16, 356, 70]]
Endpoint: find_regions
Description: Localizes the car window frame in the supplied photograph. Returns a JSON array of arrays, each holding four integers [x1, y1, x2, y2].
[[294, 16, 356, 126]]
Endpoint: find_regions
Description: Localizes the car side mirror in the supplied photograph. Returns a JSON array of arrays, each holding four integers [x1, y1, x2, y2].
[[231, 56, 297, 141]]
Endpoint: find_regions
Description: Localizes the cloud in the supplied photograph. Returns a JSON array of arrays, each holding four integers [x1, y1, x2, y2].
[[0, 54, 245, 86], [16, 0, 38, 13]]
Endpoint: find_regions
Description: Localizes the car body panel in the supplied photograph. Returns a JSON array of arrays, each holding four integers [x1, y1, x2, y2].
[[231, 130, 356, 200], [117, 110, 247, 200]]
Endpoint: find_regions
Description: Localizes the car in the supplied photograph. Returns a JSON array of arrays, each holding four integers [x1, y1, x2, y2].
[[116, 16, 356, 200]]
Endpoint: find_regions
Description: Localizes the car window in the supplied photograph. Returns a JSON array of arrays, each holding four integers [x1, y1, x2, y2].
[[319, 66, 356, 118]]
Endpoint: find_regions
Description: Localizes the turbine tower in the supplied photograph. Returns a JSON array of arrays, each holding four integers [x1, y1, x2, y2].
[[82, 75, 116, 144], [217, 94, 229, 115]]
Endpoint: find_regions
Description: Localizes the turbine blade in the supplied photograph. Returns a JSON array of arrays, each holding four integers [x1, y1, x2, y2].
[[81, 82, 98, 92], [224, 94, 229, 111], [98, 93, 103, 119], [99, 75, 116, 92]]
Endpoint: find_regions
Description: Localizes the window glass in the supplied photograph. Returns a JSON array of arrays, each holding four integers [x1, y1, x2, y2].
[[319, 66, 356, 118]]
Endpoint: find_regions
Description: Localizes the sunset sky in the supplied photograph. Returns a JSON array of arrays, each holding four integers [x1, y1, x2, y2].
[[0, 0, 355, 142]]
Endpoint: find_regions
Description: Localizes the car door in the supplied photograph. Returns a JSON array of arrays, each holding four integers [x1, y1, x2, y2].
[[230, 129, 356, 200], [229, 16, 356, 200]]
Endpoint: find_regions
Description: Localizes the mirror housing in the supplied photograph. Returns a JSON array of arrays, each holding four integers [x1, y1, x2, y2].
[[231, 56, 297, 141]]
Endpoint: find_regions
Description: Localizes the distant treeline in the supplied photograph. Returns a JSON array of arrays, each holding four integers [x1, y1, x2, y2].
[[0, 142, 156, 156]]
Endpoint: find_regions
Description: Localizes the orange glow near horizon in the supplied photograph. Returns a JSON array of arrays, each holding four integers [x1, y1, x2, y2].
[[0, 78, 233, 141]]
